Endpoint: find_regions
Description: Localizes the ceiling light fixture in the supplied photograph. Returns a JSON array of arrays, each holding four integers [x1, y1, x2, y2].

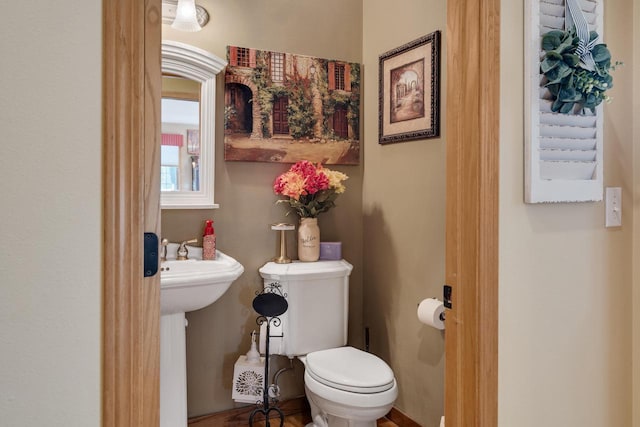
[[163, 0, 209, 32], [172, 0, 201, 32]]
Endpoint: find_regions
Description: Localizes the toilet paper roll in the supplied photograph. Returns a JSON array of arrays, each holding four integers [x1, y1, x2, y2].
[[259, 321, 284, 355], [417, 298, 445, 330]]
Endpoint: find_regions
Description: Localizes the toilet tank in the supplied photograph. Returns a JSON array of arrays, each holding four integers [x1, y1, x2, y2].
[[258, 260, 353, 357]]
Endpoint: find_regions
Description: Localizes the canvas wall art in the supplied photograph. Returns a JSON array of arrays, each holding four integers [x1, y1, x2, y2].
[[224, 46, 360, 165]]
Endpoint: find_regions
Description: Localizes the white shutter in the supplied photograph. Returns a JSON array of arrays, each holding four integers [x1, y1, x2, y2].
[[525, 0, 604, 203]]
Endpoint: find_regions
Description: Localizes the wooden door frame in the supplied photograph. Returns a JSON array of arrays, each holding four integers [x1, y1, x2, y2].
[[103, 0, 161, 426], [101, 0, 499, 426], [444, 1, 499, 426]]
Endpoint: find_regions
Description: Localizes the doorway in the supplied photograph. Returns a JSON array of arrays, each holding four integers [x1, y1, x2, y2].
[[225, 83, 253, 134], [273, 95, 290, 135], [333, 104, 349, 139], [102, 0, 499, 426]]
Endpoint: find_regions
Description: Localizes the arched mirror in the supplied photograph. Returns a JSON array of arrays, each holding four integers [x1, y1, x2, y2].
[[161, 41, 226, 209]]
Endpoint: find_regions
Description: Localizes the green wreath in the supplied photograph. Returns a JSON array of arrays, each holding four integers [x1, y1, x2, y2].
[[540, 26, 619, 114]]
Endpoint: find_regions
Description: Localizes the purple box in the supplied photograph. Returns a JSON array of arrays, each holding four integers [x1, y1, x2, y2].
[[319, 242, 342, 260]]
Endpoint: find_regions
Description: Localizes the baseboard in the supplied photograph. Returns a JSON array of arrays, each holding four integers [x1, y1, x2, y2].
[[385, 407, 422, 427], [187, 397, 310, 427]]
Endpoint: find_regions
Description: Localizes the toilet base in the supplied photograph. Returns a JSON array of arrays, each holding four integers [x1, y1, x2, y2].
[[305, 414, 377, 427], [304, 384, 395, 427]]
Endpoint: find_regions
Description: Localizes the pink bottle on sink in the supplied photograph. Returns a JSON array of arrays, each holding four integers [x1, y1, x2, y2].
[[202, 220, 216, 260]]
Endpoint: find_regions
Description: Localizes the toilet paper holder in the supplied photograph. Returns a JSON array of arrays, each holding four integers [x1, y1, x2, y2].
[[249, 282, 288, 427]]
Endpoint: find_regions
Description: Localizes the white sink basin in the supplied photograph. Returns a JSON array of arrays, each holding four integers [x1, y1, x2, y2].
[[160, 248, 244, 314]]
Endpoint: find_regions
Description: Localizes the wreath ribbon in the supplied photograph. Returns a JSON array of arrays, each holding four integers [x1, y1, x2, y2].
[[564, 0, 598, 71]]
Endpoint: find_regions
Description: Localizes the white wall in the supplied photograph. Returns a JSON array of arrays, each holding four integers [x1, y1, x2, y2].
[[499, 1, 634, 426], [0, 2, 102, 426]]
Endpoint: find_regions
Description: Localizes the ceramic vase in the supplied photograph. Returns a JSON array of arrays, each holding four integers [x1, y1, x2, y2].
[[298, 217, 320, 262]]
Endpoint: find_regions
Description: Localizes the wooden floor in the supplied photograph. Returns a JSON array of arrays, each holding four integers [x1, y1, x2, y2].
[[249, 413, 399, 427], [188, 397, 405, 427]]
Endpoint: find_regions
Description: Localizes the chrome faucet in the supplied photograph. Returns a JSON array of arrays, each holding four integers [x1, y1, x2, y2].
[[177, 239, 198, 260], [160, 238, 169, 263]]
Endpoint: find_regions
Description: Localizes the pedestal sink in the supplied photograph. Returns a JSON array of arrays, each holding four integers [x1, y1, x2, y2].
[[160, 246, 244, 427]]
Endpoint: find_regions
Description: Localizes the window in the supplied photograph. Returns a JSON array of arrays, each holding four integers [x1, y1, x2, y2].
[[237, 47, 250, 67], [334, 64, 345, 91], [161, 166, 179, 191], [161, 145, 180, 191], [271, 52, 284, 82], [328, 62, 351, 92]]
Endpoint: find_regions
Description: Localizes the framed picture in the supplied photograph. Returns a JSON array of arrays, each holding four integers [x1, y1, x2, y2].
[[379, 31, 441, 144], [187, 129, 200, 155]]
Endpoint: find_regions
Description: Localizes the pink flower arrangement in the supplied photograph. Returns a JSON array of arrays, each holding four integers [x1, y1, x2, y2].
[[273, 160, 348, 218]]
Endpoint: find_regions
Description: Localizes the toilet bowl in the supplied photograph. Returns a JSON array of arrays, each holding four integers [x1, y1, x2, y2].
[[300, 347, 398, 427], [258, 260, 398, 426]]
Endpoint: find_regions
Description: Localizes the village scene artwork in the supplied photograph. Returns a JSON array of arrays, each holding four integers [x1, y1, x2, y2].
[[224, 46, 360, 165]]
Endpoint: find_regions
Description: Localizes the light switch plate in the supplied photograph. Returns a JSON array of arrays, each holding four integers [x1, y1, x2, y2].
[[605, 187, 622, 227]]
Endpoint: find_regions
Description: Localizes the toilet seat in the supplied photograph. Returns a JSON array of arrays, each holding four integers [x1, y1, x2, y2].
[[304, 370, 398, 411], [304, 346, 395, 394]]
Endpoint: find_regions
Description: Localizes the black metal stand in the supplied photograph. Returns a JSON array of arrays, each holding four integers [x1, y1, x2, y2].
[[248, 283, 288, 427]]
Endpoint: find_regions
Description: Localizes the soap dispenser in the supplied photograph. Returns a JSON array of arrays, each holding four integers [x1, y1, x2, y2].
[[246, 330, 260, 363], [202, 219, 216, 260]]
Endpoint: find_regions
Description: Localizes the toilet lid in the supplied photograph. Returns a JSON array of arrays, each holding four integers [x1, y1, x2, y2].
[[305, 347, 395, 394]]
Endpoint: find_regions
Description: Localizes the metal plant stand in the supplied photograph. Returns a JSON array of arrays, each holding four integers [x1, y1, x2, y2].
[[249, 283, 288, 427]]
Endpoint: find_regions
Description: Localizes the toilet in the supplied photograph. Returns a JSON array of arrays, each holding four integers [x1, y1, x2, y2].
[[259, 260, 398, 427]]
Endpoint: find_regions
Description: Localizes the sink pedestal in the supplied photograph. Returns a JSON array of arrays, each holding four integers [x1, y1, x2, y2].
[[159, 250, 244, 426], [160, 312, 188, 427]]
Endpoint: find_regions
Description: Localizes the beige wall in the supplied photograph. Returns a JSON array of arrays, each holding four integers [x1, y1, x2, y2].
[[362, 2, 446, 426], [634, 2, 640, 426], [499, 1, 635, 426], [161, 0, 363, 416], [0, 1, 102, 426]]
